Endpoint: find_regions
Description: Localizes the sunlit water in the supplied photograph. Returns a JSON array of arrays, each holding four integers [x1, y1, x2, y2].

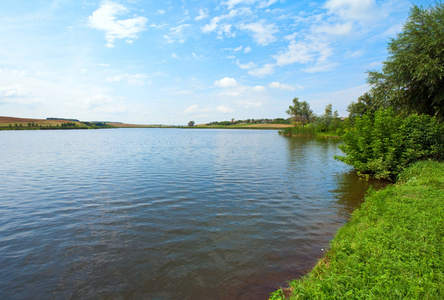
[[0, 129, 387, 299]]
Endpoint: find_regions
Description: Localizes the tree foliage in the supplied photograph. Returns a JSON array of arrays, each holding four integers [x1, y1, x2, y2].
[[335, 108, 444, 181], [347, 92, 378, 120], [367, 3, 444, 120], [286, 97, 313, 124], [314, 103, 342, 133]]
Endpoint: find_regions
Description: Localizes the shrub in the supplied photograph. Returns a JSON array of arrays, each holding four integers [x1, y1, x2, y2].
[[335, 108, 444, 181]]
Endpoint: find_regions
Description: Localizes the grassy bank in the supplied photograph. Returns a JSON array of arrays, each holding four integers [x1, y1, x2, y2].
[[271, 160, 444, 299], [278, 125, 341, 138], [189, 124, 293, 130]]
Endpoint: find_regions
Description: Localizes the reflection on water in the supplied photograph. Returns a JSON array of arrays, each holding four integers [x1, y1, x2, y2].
[[0, 129, 388, 300], [332, 171, 389, 218]]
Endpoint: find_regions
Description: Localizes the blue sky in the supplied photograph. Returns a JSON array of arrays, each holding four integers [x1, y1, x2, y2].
[[0, 0, 436, 125]]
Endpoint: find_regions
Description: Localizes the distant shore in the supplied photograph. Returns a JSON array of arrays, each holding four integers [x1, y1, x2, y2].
[[0, 116, 173, 130], [188, 123, 293, 130], [0, 116, 293, 130]]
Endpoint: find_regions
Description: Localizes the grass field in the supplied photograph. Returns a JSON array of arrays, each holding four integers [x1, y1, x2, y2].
[[0, 116, 172, 129], [0, 116, 82, 127], [271, 160, 444, 299]]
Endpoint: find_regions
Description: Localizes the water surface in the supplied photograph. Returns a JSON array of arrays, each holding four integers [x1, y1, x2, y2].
[[0, 129, 386, 299]]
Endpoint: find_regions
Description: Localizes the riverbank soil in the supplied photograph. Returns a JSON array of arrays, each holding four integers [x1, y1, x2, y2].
[[271, 160, 443, 299]]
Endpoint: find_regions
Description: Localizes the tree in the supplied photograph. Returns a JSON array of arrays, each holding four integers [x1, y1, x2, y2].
[[286, 97, 313, 124], [324, 103, 333, 118], [367, 3, 444, 120], [347, 92, 378, 119], [314, 103, 342, 133], [188, 121, 195, 127]]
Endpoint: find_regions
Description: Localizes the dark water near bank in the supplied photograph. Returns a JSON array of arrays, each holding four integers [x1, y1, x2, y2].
[[0, 129, 387, 299]]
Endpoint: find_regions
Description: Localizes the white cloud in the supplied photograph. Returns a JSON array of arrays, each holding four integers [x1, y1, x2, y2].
[[258, 0, 279, 8], [324, 0, 377, 23], [201, 8, 251, 37], [164, 24, 191, 43], [345, 50, 364, 58], [221, 24, 235, 37], [195, 9, 208, 21], [0, 84, 43, 105], [239, 20, 277, 45], [106, 73, 149, 85], [214, 77, 238, 88], [248, 63, 274, 77], [88, 1, 148, 48], [221, 0, 278, 9], [312, 22, 353, 35], [381, 22, 403, 38], [222, 0, 257, 10], [269, 82, 296, 91], [236, 60, 257, 70], [273, 40, 313, 66], [83, 93, 114, 109], [184, 104, 199, 114], [201, 17, 219, 33], [0, 84, 28, 97], [244, 46, 252, 53], [0, 87, 42, 105], [252, 85, 266, 92], [303, 62, 338, 73], [217, 105, 234, 113]]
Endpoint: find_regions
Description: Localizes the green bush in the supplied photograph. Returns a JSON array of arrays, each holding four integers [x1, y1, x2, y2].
[[335, 108, 444, 181]]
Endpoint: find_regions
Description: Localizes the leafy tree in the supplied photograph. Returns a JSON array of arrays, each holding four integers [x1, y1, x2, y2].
[[347, 92, 378, 119], [314, 103, 342, 133], [324, 103, 332, 118], [188, 121, 195, 127], [367, 3, 444, 120], [286, 97, 313, 124]]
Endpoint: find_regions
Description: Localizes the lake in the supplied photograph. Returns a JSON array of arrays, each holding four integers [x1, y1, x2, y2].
[[0, 129, 387, 299]]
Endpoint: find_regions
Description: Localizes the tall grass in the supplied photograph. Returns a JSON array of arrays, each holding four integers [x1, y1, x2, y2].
[[279, 124, 316, 137], [271, 160, 444, 299]]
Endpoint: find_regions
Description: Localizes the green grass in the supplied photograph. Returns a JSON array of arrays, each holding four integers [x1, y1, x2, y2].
[[271, 160, 444, 299], [279, 125, 316, 136], [278, 125, 340, 138], [187, 124, 290, 130]]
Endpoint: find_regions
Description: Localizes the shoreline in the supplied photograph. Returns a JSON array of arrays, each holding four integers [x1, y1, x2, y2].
[[0, 116, 291, 130], [270, 160, 444, 299]]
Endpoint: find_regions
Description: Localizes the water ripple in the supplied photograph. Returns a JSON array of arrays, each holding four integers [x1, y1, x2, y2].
[[0, 129, 387, 299]]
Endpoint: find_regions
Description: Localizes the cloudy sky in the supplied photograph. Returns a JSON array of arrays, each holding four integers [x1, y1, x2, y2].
[[0, 0, 435, 125]]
